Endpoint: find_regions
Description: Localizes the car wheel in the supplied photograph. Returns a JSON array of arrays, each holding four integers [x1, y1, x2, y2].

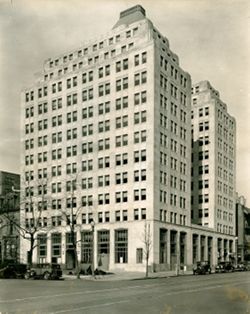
[[43, 272, 50, 280]]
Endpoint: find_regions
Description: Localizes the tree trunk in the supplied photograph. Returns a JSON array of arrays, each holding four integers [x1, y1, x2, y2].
[[74, 247, 80, 279], [145, 254, 149, 278], [71, 231, 80, 279], [29, 235, 35, 266]]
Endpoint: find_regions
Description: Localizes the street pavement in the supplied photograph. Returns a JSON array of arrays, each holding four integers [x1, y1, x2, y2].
[[0, 272, 249, 313]]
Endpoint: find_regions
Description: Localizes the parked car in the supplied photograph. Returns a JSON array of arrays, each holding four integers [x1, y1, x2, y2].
[[235, 263, 248, 272], [0, 262, 27, 279], [193, 261, 211, 275], [25, 263, 62, 280], [215, 262, 234, 273]]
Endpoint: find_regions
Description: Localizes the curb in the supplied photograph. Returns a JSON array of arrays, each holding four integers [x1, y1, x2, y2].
[[62, 271, 193, 281]]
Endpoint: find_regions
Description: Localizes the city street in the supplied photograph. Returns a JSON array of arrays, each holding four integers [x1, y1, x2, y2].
[[0, 272, 249, 314]]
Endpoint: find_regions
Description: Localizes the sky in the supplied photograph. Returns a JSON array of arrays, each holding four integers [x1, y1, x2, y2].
[[0, 0, 249, 204]]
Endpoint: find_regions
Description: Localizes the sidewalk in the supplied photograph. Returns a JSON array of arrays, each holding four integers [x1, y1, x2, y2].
[[63, 270, 193, 281]]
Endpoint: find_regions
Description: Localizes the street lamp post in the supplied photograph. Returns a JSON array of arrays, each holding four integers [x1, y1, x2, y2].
[[90, 220, 95, 277]]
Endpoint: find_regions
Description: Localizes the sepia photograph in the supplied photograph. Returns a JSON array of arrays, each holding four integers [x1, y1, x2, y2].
[[0, 0, 249, 313]]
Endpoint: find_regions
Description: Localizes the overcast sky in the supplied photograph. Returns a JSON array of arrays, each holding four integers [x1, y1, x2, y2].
[[0, 0, 249, 204]]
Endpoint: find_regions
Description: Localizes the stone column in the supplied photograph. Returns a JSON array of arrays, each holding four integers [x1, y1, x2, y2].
[[207, 237, 213, 265], [47, 234, 51, 263], [109, 227, 115, 270], [76, 230, 81, 264], [197, 234, 201, 261], [186, 231, 193, 270], [167, 229, 171, 269], [61, 232, 66, 268], [204, 236, 208, 261], [212, 236, 218, 268], [225, 239, 230, 262], [221, 239, 224, 262], [93, 228, 97, 272], [176, 231, 180, 275]]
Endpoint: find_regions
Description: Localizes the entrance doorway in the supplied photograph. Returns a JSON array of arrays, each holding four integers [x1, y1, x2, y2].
[[66, 249, 75, 269]]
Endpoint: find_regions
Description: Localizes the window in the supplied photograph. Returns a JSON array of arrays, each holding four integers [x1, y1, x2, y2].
[[98, 230, 110, 256], [98, 101, 110, 115], [38, 234, 47, 257], [115, 96, 128, 110], [134, 73, 140, 86], [134, 132, 140, 144], [141, 208, 146, 219], [81, 231, 93, 263], [134, 55, 139, 66], [141, 130, 147, 142], [98, 85, 104, 97], [134, 209, 139, 220], [105, 65, 110, 76], [115, 229, 128, 263], [104, 212, 110, 222], [116, 79, 121, 91], [116, 77, 128, 91], [136, 248, 143, 263], [51, 233, 62, 257], [123, 77, 128, 89], [123, 59, 128, 70], [134, 149, 146, 162], [134, 189, 139, 201], [141, 189, 146, 200], [115, 153, 128, 166], [126, 30, 131, 38], [115, 210, 121, 221], [122, 210, 128, 221], [116, 61, 121, 73]]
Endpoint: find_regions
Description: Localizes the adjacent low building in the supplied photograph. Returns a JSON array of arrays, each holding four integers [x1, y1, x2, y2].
[[236, 195, 250, 263], [0, 171, 20, 263]]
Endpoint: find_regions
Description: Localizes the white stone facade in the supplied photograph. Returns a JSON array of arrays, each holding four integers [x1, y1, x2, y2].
[[20, 6, 236, 272]]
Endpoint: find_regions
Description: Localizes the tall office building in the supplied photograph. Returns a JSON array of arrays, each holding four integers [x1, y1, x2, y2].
[[21, 6, 235, 271], [191, 81, 236, 237]]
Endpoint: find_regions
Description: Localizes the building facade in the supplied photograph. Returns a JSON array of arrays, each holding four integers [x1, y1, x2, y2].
[[236, 195, 250, 263], [21, 5, 236, 272], [0, 171, 20, 263], [191, 81, 236, 237]]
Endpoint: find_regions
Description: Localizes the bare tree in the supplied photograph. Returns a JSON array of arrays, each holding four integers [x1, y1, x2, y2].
[[4, 174, 88, 279], [57, 174, 85, 279], [142, 222, 152, 278], [59, 199, 82, 278]]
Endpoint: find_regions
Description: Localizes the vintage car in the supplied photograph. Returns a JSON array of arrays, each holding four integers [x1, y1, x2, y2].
[[215, 262, 234, 273], [235, 263, 248, 272], [25, 263, 62, 280], [193, 261, 211, 275], [0, 262, 27, 279]]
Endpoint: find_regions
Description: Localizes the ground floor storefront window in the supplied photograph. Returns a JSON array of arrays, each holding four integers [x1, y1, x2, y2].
[[159, 229, 167, 263], [37, 234, 47, 264], [81, 231, 93, 263], [115, 229, 128, 263], [136, 248, 143, 263], [51, 233, 61, 263]]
